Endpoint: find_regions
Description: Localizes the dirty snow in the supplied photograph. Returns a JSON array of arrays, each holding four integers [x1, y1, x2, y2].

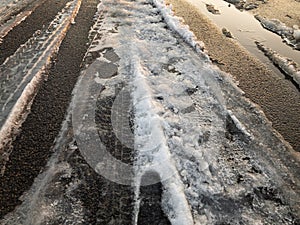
[[1, 0, 299, 224], [256, 41, 300, 87], [255, 14, 300, 50]]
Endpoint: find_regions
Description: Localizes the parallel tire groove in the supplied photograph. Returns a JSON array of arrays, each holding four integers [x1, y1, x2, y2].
[[0, 0, 98, 218], [0, 0, 70, 65]]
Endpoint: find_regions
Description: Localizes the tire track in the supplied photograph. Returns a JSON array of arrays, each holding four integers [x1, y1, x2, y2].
[[0, 0, 41, 25], [0, 0, 69, 65], [138, 172, 171, 225], [0, 0, 43, 43], [0, 0, 98, 218], [0, 0, 82, 161]]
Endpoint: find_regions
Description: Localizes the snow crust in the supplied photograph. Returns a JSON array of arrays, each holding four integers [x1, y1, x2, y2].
[[152, 0, 208, 58], [131, 55, 194, 225], [1, 0, 299, 223], [76, 0, 230, 223]]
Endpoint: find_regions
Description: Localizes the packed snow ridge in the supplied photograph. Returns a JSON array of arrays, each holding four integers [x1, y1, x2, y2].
[[255, 15, 300, 50]]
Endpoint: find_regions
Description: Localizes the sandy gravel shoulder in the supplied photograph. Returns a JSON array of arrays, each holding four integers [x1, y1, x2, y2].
[[224, 0, 300, 49], [251, 0, 300, 28]]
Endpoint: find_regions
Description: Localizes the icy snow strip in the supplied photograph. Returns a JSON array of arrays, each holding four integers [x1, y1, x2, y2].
[[254, 15, 293, 38], [256, 41, 300, 87], [0, 0, 43, 43], [76, 0, 225, 222], [0, 9, 34, 43], [132, 56, 193, 225], [152, 0, 208, 59], [0, 0, 38, 25], [254, 15, 300, 50], [227, 110, 251, 138], [0, 0, 82, 151]]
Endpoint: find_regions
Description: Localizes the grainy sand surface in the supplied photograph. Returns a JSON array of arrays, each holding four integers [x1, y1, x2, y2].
[[166, 0, 300, 151], [251, 0, 300, 28]]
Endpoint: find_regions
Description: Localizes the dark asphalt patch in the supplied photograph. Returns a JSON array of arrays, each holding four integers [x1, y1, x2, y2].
[[65, 146, 135, 225], [138, 171, 171, 225]]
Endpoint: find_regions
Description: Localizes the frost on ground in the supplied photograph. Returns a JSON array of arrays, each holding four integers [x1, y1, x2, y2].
[[1, 0, 299, 224]]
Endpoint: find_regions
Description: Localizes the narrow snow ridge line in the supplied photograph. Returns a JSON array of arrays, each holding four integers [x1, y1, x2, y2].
[[0, 0, 37, 25], [0, 10, 32, 44], [0, 0, 43, 43], [0, 0, 82, 152], [227, 110, 252, 139], [132, 56, 193, 225], [256, 41, 300, 88], [152, 0, 208, 59]]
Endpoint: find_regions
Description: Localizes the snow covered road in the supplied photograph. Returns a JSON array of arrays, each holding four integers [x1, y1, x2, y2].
[[0, 0, 81, 154], [0, 0, 299, 224], [0, 0, 39, 26]]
